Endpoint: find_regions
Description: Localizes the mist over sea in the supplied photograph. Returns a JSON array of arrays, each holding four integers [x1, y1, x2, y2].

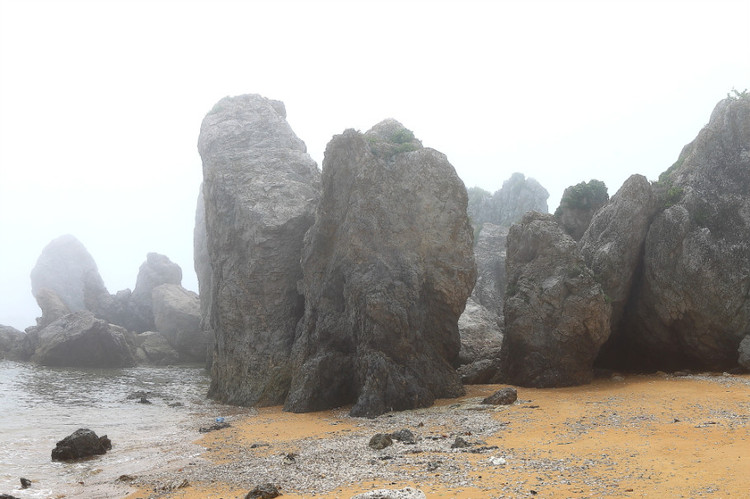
[[0, 361, 234, 498]]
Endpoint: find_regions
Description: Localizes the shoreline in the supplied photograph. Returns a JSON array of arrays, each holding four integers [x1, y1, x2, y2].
[[121, 372, 749, 499]]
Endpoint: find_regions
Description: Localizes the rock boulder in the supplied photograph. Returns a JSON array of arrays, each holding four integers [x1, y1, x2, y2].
[[152, 283, 208, 362], [198, 94, 320, 406], [0, 325, 32, 361], [51, 428, 111, 461], [284, 120, 475, 417], [126, 253, 183, 333]]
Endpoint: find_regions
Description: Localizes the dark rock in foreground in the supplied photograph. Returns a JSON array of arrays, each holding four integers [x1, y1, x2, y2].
[[30, 311, 136, 368], [245, 483, 281, 499], [501, 212, 610, 387], [482, 387, 518, 405], [51, 428, 111, 461], [285, 120, 475, 417], [199, 94, 320, 406]]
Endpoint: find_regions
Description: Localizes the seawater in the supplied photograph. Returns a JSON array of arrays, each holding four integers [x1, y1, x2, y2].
[[0, 360, 236, 498]]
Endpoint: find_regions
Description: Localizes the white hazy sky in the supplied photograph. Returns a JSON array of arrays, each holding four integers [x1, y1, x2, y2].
[[1, 0, 748, 330]]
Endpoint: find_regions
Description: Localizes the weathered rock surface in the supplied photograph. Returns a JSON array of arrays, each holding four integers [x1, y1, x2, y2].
[[193, 184, 214, 368], [481, 386, 518, 405], [30, 235, 111, 316], [624, 97, 750, 370], [198, 94, 320, 406], [555, 179, 609, 240], [578, 175, 661, 367], [739, 335, 750, 370], [30, 311, 136, 368], [501, 212, 610, 387], [33, 288, 72, 329], [0, 325, 32, 361], [152, 283, 208, 362], [469, 223, 508, 316], [457, 298, 504, 366], [467, 173, 549, 227], [51, 428, 111, 461], [285, 120, 475, 417], [134, 331, 180, 365], [125, 253, 183, 333]]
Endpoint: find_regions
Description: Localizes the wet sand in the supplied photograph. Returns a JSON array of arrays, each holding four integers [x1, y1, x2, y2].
[[126, 373, 749, 498]]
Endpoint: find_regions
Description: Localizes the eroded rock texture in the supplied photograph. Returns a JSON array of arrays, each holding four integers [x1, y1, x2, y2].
[[624, 97, 750, 370], [501, 212, 610, 387], [198, 94, 320, 406], [285, 120, 475, 417], [555, 179, 609, 240]]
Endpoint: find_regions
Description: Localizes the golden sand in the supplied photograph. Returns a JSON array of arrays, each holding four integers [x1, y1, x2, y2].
[[127, 374, 749, 498]]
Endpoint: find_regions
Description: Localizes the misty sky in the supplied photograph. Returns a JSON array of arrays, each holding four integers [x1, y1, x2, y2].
[[1, 0, 748, 330]]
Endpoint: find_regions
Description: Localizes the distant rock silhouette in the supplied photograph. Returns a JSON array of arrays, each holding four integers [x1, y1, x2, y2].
[[555, 179, 609, 240], [125, 253, 183, 333], [284, 120, 475, 417], [198, 94, 320, 406], [467, 173, 549, 228], [0, 324, 32, 361]]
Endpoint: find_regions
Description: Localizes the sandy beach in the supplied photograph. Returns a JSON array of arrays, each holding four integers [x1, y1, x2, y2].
[[124, 373, 749, 499]]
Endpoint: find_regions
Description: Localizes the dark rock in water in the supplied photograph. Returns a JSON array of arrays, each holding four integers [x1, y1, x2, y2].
[[51, 428, 111, 461], [578, 174, 661, 368], [31, 311, 136, 368], [152, 284, 209, 362], [285, 120, 475, 417], [245, 483, 281, 499], [30, 235, 111, 317], [482, 387, 518, 405], [389, 429, 416, 444], [624, 97, 750, 370], [368, 433, 393, 450], [739, 336, 750, 370], [126, 253, 183, 333], [467, 173, 549, 228], [0, 494, 20, 499], [0, 325, 33, 361], [19, 477, 31, 489], [500, 212, 610, 387], [138, 396, 152, 404], [555, 179, 609, 241], [134, 331, 180, 366], [198, 94, 320, 407], [451, 436, 471, 448]]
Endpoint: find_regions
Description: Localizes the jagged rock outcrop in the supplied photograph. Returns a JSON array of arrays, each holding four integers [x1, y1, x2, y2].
[[555, 179, 609, 240], [124, 253, 183, 333], [30, 235, 111, 316], [467, 173, 549, 227], [623, 97, 750, 370], [0, 325, 32, 361], [469, 223, 508, 316], [577, 175, 661, 366], [152, 283, 208, 362], [30, 311, 136, 368], [51, 428, 111, 461], [284, 120, 475, 417], [501, 212, 610, 387], [198, 94, 320, 406]]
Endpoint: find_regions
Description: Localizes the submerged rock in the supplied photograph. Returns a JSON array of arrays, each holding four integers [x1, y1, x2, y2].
[[285, 120, 475, 417], [198, 94, 320, 406], [31, 311, 136, 368], [51, 428, 111, 461], [500, 212, 610, 387]]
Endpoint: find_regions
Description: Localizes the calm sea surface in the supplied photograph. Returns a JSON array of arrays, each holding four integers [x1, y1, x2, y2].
[[0, 360, 243, 498]]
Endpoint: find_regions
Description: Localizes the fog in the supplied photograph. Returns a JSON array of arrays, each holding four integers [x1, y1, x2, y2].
[[1, 0, 748, 330]]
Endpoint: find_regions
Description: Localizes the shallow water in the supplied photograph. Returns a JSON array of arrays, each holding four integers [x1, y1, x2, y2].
[[0, 360, 233, 498]]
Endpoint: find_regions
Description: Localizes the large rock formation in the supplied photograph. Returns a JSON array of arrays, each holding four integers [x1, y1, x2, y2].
[[124, 253, 183, 333], [193, 184, 214, 367], [555, 179, 609, 240], [30, 235, 111, 317], [501, 212, 610, 387], [152, 283, 207, 362], [623, 96, 750, 370], [284, 119, 475, 417], [467, 173, 549, 227], [29, 311, 136, 368], [469, 223, 508, 317], [198, 94, 320, 406], [578, 175, 661, 367], [0, 325, 32, 361]]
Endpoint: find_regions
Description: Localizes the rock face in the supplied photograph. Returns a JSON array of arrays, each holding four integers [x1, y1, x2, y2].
[[284, 120, 475, 417], [578, 175, 661, 367], [30, 235, 111, 316], [501, 212, 610, 387], [469, 223, 508, 317], [152, 283, 208, 362], [0, 325, 32, 361], [467, 173, 549, 227], [193, 184, 214, 367], [51, 428, 111, 461], [198, 94, 321, 406], [739, 335, 750, 370], [623, 97, 750, 370], [126, 253, 183, 333], [134, 331, 180, 365], [555, 179, 609, 240], [33, 288, 72, 329], [30, 311, 136, 368]]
